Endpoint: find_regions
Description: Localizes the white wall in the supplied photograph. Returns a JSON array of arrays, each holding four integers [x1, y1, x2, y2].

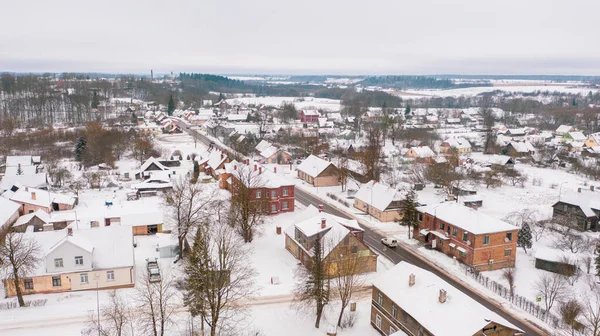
[[45, 241, 92, 273], [69, 267, 135, 291]]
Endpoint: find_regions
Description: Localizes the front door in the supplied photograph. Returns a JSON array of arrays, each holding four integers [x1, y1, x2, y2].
[[431, 238, 437, 249]]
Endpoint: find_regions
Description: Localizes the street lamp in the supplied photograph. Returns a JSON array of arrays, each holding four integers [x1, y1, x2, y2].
[[95, 273, 100, 336]]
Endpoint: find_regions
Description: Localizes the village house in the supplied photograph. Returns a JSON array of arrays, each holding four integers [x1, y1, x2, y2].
[[503, 141, 535, 157], [132, 171, 173, 192], [11, 209, 74, 233], [9, 187, 77, 215], [562, 131, 587, 143], [197, 149, 230, 179], [223, 160, 295, 214], [404, 146, 436, 163], [415, 202, 518, 271], [584, 132, 600, 148], [439, 138, 471, 154], [300, 110, 320, 123], [135, 157, 169, 179], [285, 205, 377, 275], [0, 198, 20, 232], [296, 155, 341, 187], [552, 187, 600, 231], [353, 181, 405, 222], [370, 261, 523, 336], [556, 124, 576, 136], [254, 140, 292, 164], [3, 226, 135, 297]]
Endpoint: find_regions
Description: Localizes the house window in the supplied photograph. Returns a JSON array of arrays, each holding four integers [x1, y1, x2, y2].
[[392, 304, 398, 319], [24, 279, 33, 290], [282, 201, 288, 210], [75, 256, 84, 265], [375, 315, 382, 329], [271, 190, 277, 198], [282, 188, 288, 196], [418, 213, 423, 222], [271, 204, 277, 213], [52, 276, 61, 287], [483, 236, 490, 245], [439, 239, 444, 247], [439, 222, 445, 230], [256, 190, 261, 199], [377, 293, 384, 306], [107, 271, 115, 281], [80, 273, 88, 284], [452, 228, 457, 237], [462, 232, 468, 242], [504, 249, 512, 257], [54, 258, 63, 268], [506, 232, 513, 241], [351, 245, 358, 254], [460, 251, 467, 258]]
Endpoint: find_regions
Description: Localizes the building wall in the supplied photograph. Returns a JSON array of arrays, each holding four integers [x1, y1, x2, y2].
[[370, 286, 433, 336], [585, 137, 599, 148], [325, 233, 377, 275], [19, 203, 51, 216], [353, 198, 402, 222], [132, 224, 163, 235], [45, 242, 93, 274], [297, 164, 340, 187]]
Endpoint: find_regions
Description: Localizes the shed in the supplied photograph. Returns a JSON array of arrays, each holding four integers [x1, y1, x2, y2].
[[534, 248, 578, 275], [157, 233, 179, 258]]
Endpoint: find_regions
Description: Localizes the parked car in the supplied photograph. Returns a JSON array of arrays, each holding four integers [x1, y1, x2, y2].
[[381, 238, 398, 248], [146, 258, 161, 283]]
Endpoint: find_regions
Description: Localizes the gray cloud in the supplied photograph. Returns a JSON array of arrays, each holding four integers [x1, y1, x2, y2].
[[1, 0, 599, 75]]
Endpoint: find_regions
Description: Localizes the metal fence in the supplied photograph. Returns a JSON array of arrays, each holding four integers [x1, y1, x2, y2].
[[466, 268, 562, 329]]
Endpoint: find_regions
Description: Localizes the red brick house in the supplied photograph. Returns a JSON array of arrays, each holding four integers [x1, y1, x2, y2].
[[222, 160, 295, 214], [415, 202, 518, 271], [300, 110, 320, 123]]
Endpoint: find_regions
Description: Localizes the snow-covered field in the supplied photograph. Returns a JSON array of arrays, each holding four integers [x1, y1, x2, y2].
[[226, 96, 342, 112], [403, 85, 599, 98]]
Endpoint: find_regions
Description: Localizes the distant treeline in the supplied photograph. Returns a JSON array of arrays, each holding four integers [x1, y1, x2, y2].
[[436, 74, 600, 83], [358, 75, 491, 90]]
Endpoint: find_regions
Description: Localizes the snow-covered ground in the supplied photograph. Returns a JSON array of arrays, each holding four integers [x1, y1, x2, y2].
[[403, 85, 599, 98], [226, 96, 342, 112]]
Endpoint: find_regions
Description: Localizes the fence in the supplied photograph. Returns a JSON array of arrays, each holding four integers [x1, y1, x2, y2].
[[0, 299, 47, 310], [465, 267, 562, 329]]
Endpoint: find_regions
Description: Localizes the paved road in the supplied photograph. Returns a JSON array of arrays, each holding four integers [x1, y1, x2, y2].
[[295, 188, 542, 336]]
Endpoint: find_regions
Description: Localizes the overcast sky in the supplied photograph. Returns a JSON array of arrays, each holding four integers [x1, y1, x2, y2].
[[1, 0, 599, 75]]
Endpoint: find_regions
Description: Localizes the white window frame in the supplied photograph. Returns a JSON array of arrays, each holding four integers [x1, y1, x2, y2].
[[107, 270, 115, 281], [256, 190, 261, 199], [282, 188, 288, 196], [271, 190, 277, 198], [54, 258, 63, 268], [504, 248, 512, 257], [378, 293, 383, 306], [282, 201, 288, 210], [24, 278, 34, 290], [483, 235, 490, 245], [80, 273, 88, 284], [375, 314, 382, 329], [271, 203, 277, 213], [75, 256, 84, 266]]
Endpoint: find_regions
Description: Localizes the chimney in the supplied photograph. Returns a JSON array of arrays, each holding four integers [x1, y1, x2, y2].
[[254, 164, 257, 172], [409, 273, 416, 287], [67, 227, 73, 236], [259, 167, 262, 174], [234, 165, 237, 170], [25, 186, 29, 191], [578, 188, 582, 193], [592, 185, 595, 192], [318, 204, 324, 212], [321, 218, 326, 229], [274, 167, 277, 173], [31, 192, 36, 200], [439, 289, 447, 303]]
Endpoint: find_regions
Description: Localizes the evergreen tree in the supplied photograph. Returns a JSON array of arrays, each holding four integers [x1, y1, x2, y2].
[[130, 112, 138, 124], [397, 189, 418, 239], [595, 242, 600, 277], [217, 93, 226, 102], [167, 95, 176, 116], [404, 105, 411, 118], [517, 223, 533, 252], [74, 136, 87, 162], [91, 90, 99, 109]]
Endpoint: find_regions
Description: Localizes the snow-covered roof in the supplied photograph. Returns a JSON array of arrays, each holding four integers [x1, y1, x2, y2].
[[225, 161, 293, 189], [473, 154, 514, 166], [372, 262, 522, 336], [0, 198, 20, 226], [301, 109, 320, 116], [0, 173, 47, 192], [120, 210, 164, 227], [534, 247, 579, 263], [255, 140, 272, 153], [26, 225, 134, 276], [442, 138, 471, 149], [9, 187, 76, 208], [417, 202, 517, 234], [5, 156, 33, 167], [506, 128, 526, 135], [139, 157, 167, 172], [587, 132, 600, 146], [259, 145, 279, 159], [13, 209, 50, 227], [4, 165, 37, 176], [227, 114, 248, 122], [556, 189, 600, 217], [508, 141, 535, 153], [47, 234, 94, 256], [556, 125, 573, 133], [408, 146, 435, 158], [566, 131, 587, 141], [296, 155, 335, 177], [206, 150, 227, 171], [354, 181, 404, 212]]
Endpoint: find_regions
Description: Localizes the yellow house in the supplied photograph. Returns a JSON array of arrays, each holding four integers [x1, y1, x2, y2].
[[3, 226, 135, 297], [585, 133, 600, 148], [353, 181, 405, 222], [297, 155, 341, 187], [439, 138, 472, 154]]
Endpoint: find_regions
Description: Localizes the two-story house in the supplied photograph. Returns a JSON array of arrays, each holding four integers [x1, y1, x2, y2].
[[552, 187, 600, 231], [224, 160, 295, 214], [300, 110, 320, 123], [3, 226, 135, 297], [353, 181, 406, 222], [370, 261, 523, 336], [415, 202, 518, 271], [9, 186, 77, 215], [285, 205, 377, 275], [297, 155, 341, 187]]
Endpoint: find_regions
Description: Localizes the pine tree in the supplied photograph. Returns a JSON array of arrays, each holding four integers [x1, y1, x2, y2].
[[75, 136, 87, 162], [595, 242, 600, 277], [404, 105, 411, 118], [167, 95, 175, 116], [217, 93, 226, 102], [397, 189, 418, 239], [130, 112, 137, 124], [91, 90, 99, 109], [295, 235, 330, 328], [517, 223, 533, 252]]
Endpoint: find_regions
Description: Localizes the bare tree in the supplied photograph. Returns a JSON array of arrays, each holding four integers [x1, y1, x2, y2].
[[559, 298, 583, 336], [336, 154, 349, 192], [135, 272, 176, 336], [532, 220, 549, 242], [0, 232, 42, 307], [556, 233, 586, 254], [165, 177, 216, 257], [483, 169, 503, 188], [83, 290, 133, 336], [230, 165, 269, 243], [502, 268, 516, 298], [294, 235, 330, 329], [183, 214, 255, 336], [534, 273, 568, 312], [360, 126, 383, 181], [326, 235, 366, 328], [504, 209, 539, 228], [583, 291, 600, 336]]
